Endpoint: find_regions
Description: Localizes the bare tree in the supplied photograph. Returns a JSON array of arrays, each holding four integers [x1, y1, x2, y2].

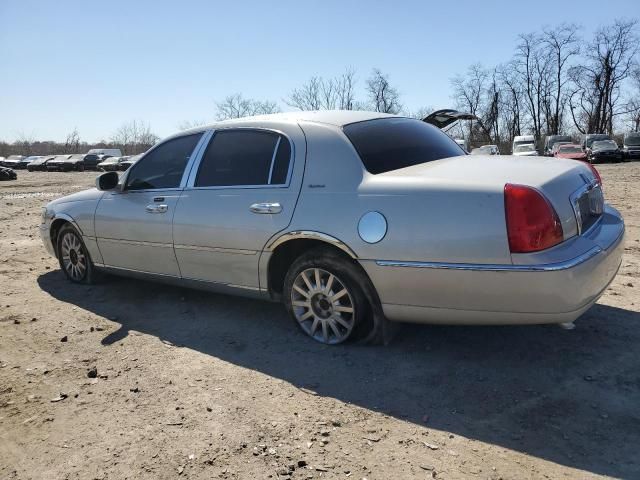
[[366, 68, 402, 114], [542, 24, 581, 134], [215, 94, 279, 120], [64, 128, 81, 153], [451, 64, 498, 144], [513, 33, 552, 139], [110, 120, 159, 155], [177, 120, 208, 131], [404, 106, 434, 120], [497, 62, 523, 140], [335, 68, 357, 110], [569, 20, 639, 134]]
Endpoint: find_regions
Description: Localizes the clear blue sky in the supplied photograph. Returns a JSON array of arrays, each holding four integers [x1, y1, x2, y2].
[[0, 0, 637, 142]]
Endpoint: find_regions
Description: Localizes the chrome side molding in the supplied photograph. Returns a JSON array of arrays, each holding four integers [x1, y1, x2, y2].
[[376, 246, 603, 272]]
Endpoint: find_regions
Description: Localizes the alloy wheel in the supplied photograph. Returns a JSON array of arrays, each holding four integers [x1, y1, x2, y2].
[[60, 232, 87, 281], [291, 268, 355, 344]]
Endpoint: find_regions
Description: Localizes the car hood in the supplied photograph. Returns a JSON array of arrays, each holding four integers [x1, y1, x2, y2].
[[48, 188, 104, 206]]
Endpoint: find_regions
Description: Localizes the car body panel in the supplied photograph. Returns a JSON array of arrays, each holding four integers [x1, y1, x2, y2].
[[172, 122, 307, 288], [40, 110, 625, 327]]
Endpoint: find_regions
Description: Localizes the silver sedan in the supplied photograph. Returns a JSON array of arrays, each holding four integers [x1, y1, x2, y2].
[[40, 111, 625, 344]]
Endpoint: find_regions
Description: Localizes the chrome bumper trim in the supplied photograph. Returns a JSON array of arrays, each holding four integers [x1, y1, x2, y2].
[[376, 246, 603, 272]]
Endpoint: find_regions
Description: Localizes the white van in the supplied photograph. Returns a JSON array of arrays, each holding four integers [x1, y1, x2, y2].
[[512, 135, 536, 154], [87, 148, 123, 157]]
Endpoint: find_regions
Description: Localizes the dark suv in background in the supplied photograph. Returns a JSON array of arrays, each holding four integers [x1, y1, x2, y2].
[[622, 132, 640, 161]]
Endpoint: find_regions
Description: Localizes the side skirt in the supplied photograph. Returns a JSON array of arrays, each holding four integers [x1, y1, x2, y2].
[[95, 265, 272, 301]]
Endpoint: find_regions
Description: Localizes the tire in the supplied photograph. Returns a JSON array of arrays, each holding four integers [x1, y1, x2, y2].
[[283, 247, 388, 345], [56, 224, 95, 284], [76, 164, 84, 172]]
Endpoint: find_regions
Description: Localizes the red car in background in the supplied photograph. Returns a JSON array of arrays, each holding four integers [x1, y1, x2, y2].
[[554, 144, 587, 161]]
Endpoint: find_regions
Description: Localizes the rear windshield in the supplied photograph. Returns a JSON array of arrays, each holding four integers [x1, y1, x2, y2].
[[342, 118, 464, 174]]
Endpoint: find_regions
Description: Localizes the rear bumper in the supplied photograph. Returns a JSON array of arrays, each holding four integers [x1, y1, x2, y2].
[[361, 206, 625, 325]]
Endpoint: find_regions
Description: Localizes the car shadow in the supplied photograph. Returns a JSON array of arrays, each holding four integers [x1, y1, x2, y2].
[[37, 270, 640, 478]]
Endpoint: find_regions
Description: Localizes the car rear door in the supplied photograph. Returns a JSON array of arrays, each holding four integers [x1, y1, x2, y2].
[[172, 125, 306, 289], [94, 132, 207, 276]]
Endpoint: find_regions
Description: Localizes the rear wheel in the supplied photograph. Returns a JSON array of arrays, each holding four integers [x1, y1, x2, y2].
[[56, 224, 95, 284], [283, 248, 379, 345]]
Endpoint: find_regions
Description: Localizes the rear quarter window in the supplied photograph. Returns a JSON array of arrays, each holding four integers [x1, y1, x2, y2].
[[343, 118, 464, 174]]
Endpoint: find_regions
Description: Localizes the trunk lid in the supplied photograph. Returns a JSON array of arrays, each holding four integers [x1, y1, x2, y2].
[[370, 154, 601, 240]]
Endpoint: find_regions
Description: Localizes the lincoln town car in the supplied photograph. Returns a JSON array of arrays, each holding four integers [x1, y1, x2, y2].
[[40, 111, 625, 344]]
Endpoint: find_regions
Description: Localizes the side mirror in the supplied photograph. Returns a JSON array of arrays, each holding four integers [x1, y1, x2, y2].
[[96, 171, 119, 191]]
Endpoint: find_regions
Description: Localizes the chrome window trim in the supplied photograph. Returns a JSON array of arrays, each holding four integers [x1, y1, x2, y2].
[[185, 127, 295, 190], [267, 136, 282, 185], [375, 246, 605, 272], [121, 131, 209, 193]]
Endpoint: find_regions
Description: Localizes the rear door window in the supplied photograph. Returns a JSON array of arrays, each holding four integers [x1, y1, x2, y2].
[[343, 118, 464, 174], [195, 130, 291, 187]]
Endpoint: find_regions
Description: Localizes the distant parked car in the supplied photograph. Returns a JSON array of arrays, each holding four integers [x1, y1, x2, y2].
[[87, 148, 123, 158], [512, 144, 539, 156], [470, 145, 500, 155], [582, 133, 611, 151], [2, 155, 26, 169], [18, 156, 43, 169], [50, 153, 101, 171], [554, 144, 587, 161], [622, 132, 640, 161], [588, 140, 623, 163], [77, 153, 103, 170], [45, 155, 75, 171], [550, 142, 572, 156], [544, 135, 573, 156], [98, 155, 128, 171], [27, 155, 57, 171], [512, 135, 536, 154], [0, 166, 17, 180], [117, 154, 141, 171]]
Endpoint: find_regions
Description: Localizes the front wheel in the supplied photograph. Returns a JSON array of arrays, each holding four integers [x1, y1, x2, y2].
[[56, 224, 95, 284], [283, 248, 376, 345]]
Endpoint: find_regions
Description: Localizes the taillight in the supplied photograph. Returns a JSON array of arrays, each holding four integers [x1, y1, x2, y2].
[[504, 184, 564, 253], [586, 163, 602, 185]]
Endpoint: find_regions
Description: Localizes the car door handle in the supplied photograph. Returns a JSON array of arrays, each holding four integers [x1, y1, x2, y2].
[[145, 204, 168, 214], [250, 202, 282, 214]]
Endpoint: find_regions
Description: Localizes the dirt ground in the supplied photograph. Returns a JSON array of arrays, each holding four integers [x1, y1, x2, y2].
[[1, 165, 639, 480]]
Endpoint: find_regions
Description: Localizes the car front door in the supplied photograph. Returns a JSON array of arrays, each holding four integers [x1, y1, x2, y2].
[[94, 132, 207, 275], [172, 126, 305, 289]]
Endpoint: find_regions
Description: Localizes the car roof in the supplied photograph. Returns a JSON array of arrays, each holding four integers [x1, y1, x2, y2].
[[178, 110, 399, 136]]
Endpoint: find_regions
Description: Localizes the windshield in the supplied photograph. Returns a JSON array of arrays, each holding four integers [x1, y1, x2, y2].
[[558, 145, 583, 154], [625, 133, 640, 146], [592, 140, 617, 150], [547, 135, 572, 146], [343, 118, 465, 174], [514, 144, 536, 153]]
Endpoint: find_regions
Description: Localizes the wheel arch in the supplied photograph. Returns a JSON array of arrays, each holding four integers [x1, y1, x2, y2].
[[265, 231, 360, 299], [49, 214, 83, 257]]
